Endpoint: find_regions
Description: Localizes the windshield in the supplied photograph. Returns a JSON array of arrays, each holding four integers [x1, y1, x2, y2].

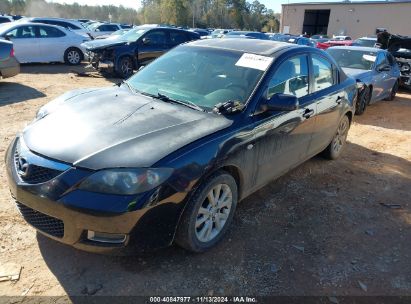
[[353, 39, 376, 47], [121, 28, 149, 42], [328, 49, 377, 70], [126, 46, 268, 110]]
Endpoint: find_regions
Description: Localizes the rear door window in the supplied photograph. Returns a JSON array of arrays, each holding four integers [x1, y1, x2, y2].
[[311, 54, 335, 92], [38, 26, 66, 38]]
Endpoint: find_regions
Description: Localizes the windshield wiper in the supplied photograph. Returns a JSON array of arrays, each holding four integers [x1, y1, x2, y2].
[[155, 92, 205, 112]]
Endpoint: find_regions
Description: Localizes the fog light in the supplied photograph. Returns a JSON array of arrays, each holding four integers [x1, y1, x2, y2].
[[87, 231, 127, 244]]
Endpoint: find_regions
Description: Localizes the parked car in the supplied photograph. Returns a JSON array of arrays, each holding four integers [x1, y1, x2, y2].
[[352, 37, 377, 48], [6, 39, 356, 254], [318, 39, 354, 50], [208, 29, 230, 39], [0, 15, 13, 24], [190, 28, 209, 39], [94, 29, 130, 40], [327, 46, 400, 115], [333, 35, 352, 41], [311, 34, 329, 40], [270, 33, 292, 42], [0, 23, 90, 65], [87, 22, 122, 38], [386, 35, 411, 90], [20, 17, 91, 38], [287, 36, 316, 47], [224, 31, 269, 40], [83, 26, 200, 78], [0, 39, 20, 79]]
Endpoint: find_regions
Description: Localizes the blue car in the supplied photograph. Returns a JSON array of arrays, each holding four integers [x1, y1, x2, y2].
[[6, 39, 357, 254], [224, 31, 269, 40], [327, 46, 400, 115]]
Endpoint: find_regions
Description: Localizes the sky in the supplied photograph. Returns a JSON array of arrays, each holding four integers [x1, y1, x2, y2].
[[47, 0, 351, 13]]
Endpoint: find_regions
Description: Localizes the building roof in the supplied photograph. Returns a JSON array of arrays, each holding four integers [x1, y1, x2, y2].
[[283, 0, 411, 6], [188, 38, 297, 56]]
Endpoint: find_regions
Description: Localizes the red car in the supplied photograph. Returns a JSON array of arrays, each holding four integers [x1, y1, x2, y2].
[[317, 39, 354, 50]]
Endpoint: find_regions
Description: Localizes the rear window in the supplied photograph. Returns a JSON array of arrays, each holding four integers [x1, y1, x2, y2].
[[0, 17, 11, 24]]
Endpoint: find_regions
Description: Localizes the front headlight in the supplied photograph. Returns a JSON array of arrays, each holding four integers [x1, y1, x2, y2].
[[78, 168, 174, 195]]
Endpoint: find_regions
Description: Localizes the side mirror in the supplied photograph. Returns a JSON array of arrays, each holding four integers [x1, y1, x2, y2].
[[262, 93, 299, 112], [377, 64, 391, 72], [142, 37, 151, 45], [4, 33, 13, 40]]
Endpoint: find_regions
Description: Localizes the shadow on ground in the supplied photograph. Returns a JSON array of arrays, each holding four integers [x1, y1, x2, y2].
[[37, 143, 411, 298], [20, 63, 121, 83], [354, 91, 411, 131], [0, 82, 46, 106]]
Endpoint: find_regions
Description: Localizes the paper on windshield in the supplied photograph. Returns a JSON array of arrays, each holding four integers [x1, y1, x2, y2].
[[235, 53, 274, 71], [363, 54, 376, 62]]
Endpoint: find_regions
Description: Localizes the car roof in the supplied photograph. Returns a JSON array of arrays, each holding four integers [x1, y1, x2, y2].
[[187, 38, 298, 56], [0, 22, 69, 32], [357, 37, 377, 40], [329, 46, 384, 52]]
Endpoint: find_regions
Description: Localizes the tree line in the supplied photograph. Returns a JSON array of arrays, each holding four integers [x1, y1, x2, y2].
[[0, 0, 280, 32]]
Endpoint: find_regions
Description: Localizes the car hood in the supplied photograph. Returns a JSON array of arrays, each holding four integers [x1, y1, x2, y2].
[[22, 86, 232, 170], [341, 67, 371, 79], [82, 38, 128, 51]]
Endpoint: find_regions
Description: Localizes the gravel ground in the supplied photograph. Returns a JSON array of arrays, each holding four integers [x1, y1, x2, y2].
[[0, 64, 410, 298]]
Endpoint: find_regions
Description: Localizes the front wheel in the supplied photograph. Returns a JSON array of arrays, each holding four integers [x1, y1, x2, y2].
[[175, 171, 238, 253], [384, 80, 399, 101], [117, 56, 134, 79], [322, 115, 350, 160], [64, 47, 82, 65], [355, 87, 369, 115]]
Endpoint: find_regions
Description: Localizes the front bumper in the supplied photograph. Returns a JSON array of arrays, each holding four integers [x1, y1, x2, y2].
[[5, 137, 185, 254]]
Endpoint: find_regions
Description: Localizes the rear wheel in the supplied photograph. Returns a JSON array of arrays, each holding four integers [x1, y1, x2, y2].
[[384, 80, 399, 101], [64, 47, 82, 65], [322, 115, 350, 160], [117, 56, 134, 79], [175, 171, 238, 253], [355, 87, 369, 115]]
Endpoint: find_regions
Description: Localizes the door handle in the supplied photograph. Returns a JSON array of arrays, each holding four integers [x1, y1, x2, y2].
[[303, 109, 314, 119], [336, 96, 343, 104]]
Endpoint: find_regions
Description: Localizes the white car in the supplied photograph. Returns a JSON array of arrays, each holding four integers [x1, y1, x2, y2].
[[332, 35, 352, 41], [87, 22, 122, 38], [19, 17, 91, 38], [0, 22, 90, 65]]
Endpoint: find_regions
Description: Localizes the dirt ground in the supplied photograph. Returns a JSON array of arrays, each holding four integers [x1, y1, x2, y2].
[[0, 64, 410, 299]]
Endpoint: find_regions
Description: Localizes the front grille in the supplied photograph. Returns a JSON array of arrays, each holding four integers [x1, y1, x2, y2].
[[14, 145, 63, 184], [16, 202, 64, 238]]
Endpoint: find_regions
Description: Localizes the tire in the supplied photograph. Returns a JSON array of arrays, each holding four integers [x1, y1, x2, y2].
[[175, 171, 238, 253], [117, 56, 134, 79], [322, 115, 350, 160], [355, 87, 369, 115], [384, 80, 399, 101], [64, 47, 82, 65]]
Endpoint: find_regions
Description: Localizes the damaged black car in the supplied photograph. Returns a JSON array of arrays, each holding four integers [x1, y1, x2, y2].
[[383, 34, 411, 90], [82, 26, 200, 78]]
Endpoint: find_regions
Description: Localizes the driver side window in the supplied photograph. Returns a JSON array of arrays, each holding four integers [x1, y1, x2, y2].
[[268, 55, 309, 99]]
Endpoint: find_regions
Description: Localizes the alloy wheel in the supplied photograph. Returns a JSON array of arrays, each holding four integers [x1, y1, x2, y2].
[[195, 184, 232, 243], [332, 117, 349, 155], [67, 50, 80, 64], [121, 59, 133, 77]]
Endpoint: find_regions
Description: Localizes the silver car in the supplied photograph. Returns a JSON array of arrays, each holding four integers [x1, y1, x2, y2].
[[327, 46, 400, 115]]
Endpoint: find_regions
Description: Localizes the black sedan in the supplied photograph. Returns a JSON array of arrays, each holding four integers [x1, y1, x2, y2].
[[82, 26, 200, 78], [6, 39, 357, 254]]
